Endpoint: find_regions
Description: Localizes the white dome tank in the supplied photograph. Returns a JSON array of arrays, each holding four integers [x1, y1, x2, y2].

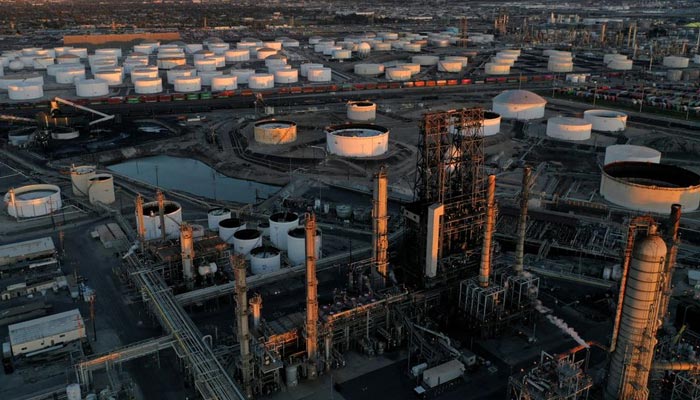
[[583, 109, 628, 132], [269, 212, 299, 250], [194, 58, 217, 72], [254, 120, 297, 144], [174, 76, 202, 92], [157, 57, 186, 70], [663, 56, 689, 69], [166, 66, 196, 84], [412, 55, 439, 66], [218, 218, 246, 244], [485, 62, 511, 75], [274, 69, 298, 84], [385, 67, 411, 81], [604, 145, 661, 165], [199, 70, 223, 86], [131, 66, 159, 80], [134, 78, 163, 94], [248, 73, 274, 89], [70, 165, 96, 196], [546, 117, 592, 141], [326, 123, 389, 158], [307, 67, 332, 82], [358, 43, 371, 57], [207, 208, 231, 231], [230, 69, 256, 84], [211, 75, 238, 91], [225, 49, 250, 62], [482, 111, 502, 136], [232, 229, 263, 258], [347, 101, 377, 121], [139, 200, 183, 240], [4, 184, 62, 218], [492, 90, 546, 120], [9, 60, 25, 71], [88, 174, 115, 205], [93, 69, 123, 86], [250, 246, 281, 275], [300, 63, 324, 77], [8, 82, 43, 100], [76, 78, 109, 97], [287, 227, 322, 266], [438, 60, 462, 72]]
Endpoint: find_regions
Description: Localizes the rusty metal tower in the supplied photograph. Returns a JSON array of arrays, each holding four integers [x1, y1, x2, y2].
[[233, 255, 253, 398], [372, 166, 389, 288], [305, 213, 319, 379]]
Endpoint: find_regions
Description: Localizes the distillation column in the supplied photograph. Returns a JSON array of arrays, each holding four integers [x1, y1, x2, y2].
[[605, 224, 667, 400], [249, 294, 262, 333], [233, 255, 253, 398], [373, 166, 389, 288], [514, 166, 531, 275], [156, 190, 167, 242], [180, 223, 194, 289], [479, 175, 496, 287], [135, 194, 146, 244], [658, 204, 681, 325], [305, 213, 319, 379]]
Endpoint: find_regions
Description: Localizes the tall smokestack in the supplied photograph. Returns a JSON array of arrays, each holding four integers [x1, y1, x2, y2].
[[180, 223, 194, 288], [479, 175, 497, 288], [249, 294, 262, 333], [305, 213, 319, 379], [373, 166, 389, 288], [135, 194, 146, 246], [156, 190, 166, 241], [658, 204, 681, 324], [514, 166, 531, 275], [232, 255, 253, 398]]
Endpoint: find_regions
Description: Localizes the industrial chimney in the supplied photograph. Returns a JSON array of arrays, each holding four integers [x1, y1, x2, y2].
[[372, 166, 389, 288], [479, 175, 497, 288], [514, 166, 531, 275], [305, 213, 319, 379]]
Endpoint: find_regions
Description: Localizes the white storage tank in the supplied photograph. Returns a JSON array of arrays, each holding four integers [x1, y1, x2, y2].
[[385, 67, 411, 81], [210, 55, 225, 68], [663, 56, 689, 69], [412, 55, 439, 66], [232, 229, 263, 258], [583, 109, 628, 132], [326, 123, 389, 158], [482, 111, 502, 136], [287, 227, 322, 266], [95, 48, 122, 58], [333, 49, 352, 60], [357, 43, 371, 58], [546, 117, 592, 141], [208, 43, 230, 55], [263, 41, 283, 50], [307, 67, 332, 82], [139, 200, 183, 241], [604, 54, 627, 64], [248, 73, 275, 89], [8, 82, 43, 100], [211, 75, 238, 91], [230, 69, 256, 84], [68, 48, 88, 58], [57, 54, 81, 65], [131, 66, 159, 80], [548, 59, 574, 72], [493, 57, 515, 67], [134, 78, 163, 94], [32, 57, 54, 70], [207, 208, 232, 231], [224, 49, 250, 62], [309, 36, 323, 45], [274, 69, 298, 84], [397, 63, 420, 75], [604, 145, 661, 165], [174, 76, 202, 92], [373, 42, 392, 51], [282, 39, 300, 48], [134, 44, 154, 54], [218, 218, 246, 244], [87, 174, 115, 205], [608, 59, 633, 70], [492, 90, 546, 120], [167, 66, 196, 84], [347, 101, 377, 121], [76, 78, 109, 97], [430, 39, 450, 48], [54, 47, 74, 56], [437, 60, 462, 72], [9, 60, 25, 71], [300, 63, 324, 77], [354, 63, 384, 76], [194, 50, 214, 61], [0, 74, 44, 90], [194, 58, 217, 72], [404, 43, 422, 53], [269, 212, 299, 250], [70, 165, 96, 196], [185, 43, 204, 54], [254, 120, 297, 144], [157, 57, 186, 70], [250, 246, 281, 275], [256, 47, 278, 60], [485, 62, 511, 75], [94, 69, 123, 86], [199, 70, 223, 86], [4, 184, 62, 218]]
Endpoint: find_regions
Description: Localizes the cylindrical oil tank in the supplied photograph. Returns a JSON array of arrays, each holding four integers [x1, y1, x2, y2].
[[198, 70, 223, 86], [194, 58, 217, 72], [492, 90, 547, 120], [32, 57, 54, 70], [123, 59, 148, 74], [210, 75, 237, 91], [663, 56, 689, 69], [430, 39, 450, 48], [166, 66, 196, 84], [604, 145, 661, 165], [95, 48, 122, 58], [667, 69, 683, 81], [54, 47, 73, 56], [493, 57, 515, 67], [232, 229, 263, 258], [248, 73, 275, 89], [76, 78, 109, 97], [237, 41, 258, 50], [373, 42, 392, 51], [174, 76, 202, 92], [93, 69, 123, 86], [209, 55, 225, 68], [8, 82, 43, 100], [326, 123, 389, 158], [333, 49, 352, 60], [71, 165, 96, 196], [57, 54, 81, 65], [583, 109, 628, 132], [309, 36, 323, 45], [0, 74, 44, 90], [134, 78, 163, 94], [254, 120, 297, 144], [224, 49, 250, 62], [230, 69, 256, 84], [207, 208, 231, 231], [269, 212, 299, 250], [300, 63, 324, 77], [194, 50, 215, 61], [437, 60, 462, 72], [258, 221, 270, 237], [605, 232, 667, 400], [485, 62, 511, 75], [385, 67, 411, 81], [51, 127, 79, 140], [218, 218, 246, 244], [134, 44, 154, 54], [354, 63, 384, 76], [87, 174, 115, 205], [548, 60, 574, 72], [546, 117, 592, 141], [131, 66, 159, 80], [55, 67, 86, 84], [412, 55, 439, 66], [185, 43, 203, 54], [287, 227, 322, 266], [347, 101, 377, 121], [608, 59, 633, 70], [139, 200, 183, 240], [397, 63, 420, 75], [268, 64, 291, 74], [256, 48, 277, 60], [404, 43, 422, 53], [307, 67, 332, 82], [89, 56, 117, 70], [604, 54, 627, 64], [157, 57, 186, 70], [265, 55, 287, 68], [8, 60, 25, 71], [274, 69, 298, 84], [67, 48, 88, 58], [4, 184, 62, 218], [208, 43, 230, 55], [482, 111, 502, 136], [282, 39, 300, 48], [250, 246, 281, 275]]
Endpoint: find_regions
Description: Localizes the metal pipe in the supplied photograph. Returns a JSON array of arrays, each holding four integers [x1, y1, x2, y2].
[[514, 166, 531, 274], [156, 190, 166, 242], [232, 254, 253, 398], [479, 175, 496, 287], [373, 166, 389, 288], [135, 194, 146, 247], [652, 361, 700, 371], [305, 213, 318, 379]]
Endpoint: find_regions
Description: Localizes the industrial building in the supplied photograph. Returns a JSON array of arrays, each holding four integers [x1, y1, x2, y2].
[[8, 309, 86, 357]]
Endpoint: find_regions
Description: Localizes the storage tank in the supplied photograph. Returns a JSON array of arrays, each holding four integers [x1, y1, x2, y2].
[[54, 47, 74, 56], [57, 54, 81, 65], [358, 43, 371, 58], [0, 74, 44, 90], [482, 111, 502, 136], [70, 165, 96, 196], [583, 109, 628, 132], [666, 69, 683, 81], [265, 54, 287, 68], [608, 59, 633, 71], [396, 63, 420, 75], [309, 36, 323, 45], [123, 59, 148, 74], [663, 56, 689, 68], [332, 49, 352, 60], [166, 66, 196, 84], [485, 62, 511, 75], [604, 53, 627, 64], [209, 55, 225, 68], [131, 66, 159, 80], [404, 43, 422, 53], [694, 54, 700, 64], [347, 101, 377, 122], [66, 384, 81, 400], [4, 184, 62, 218], [269, 212, 299, 250], [67, 48, 88, 58], [307, 67, 332, 82], [250, 246, 281, 275], [8, 60, 25, 71], [197, 71, 222, 87], [157, 57, 186, 70], [254, 120, 297, 144], [282, 39, 300, 48], [230, 69, 256, 84], [87, 174, 115, 205], [51, 127, 79, 140], [256, 48, 278, 60], [208, 43, 230, 55], [604, 145, 661, 165], [299, 63, 322, 77], [548, 59, 574, 72], [232, 229, 263, 258], [263, 41, 283, 51], [207, 208, 231, 231], [430, 39, 450, 48], [210, 75, 237, 91], [546, 117, 592, 141], [76, 78, 109, 97], [437, 60, 462, 72], [287, 227, 322, 266], [412, 55, 439, 66], [8, 82, 43, 100], [274, 69, 299, 84], [385, 67, 411, 81], [32, 57, 54, 70], [218, 218, 246, 244], [95, 48, 122, 58], [492, 90, 547, 120], [194, 50, 214, 61], [93, 69, 123, 86], [134, 78, 163, 94], [139, 200, 183, 240], [134, 44, 154, 54], [248, 73, 274, 89], [225, 49, 250, 62], [493, 57, 515, 67], [174, 76, 202, 92], [326, 123, 389, 158], [373, 42, 391, 51], [194, 58, 217, 72], [354, 63, 384, 76]]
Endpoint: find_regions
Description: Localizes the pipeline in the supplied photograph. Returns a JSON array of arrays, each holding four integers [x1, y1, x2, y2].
[[479, 175, 496, 287], [652, 361, 700, 371], [514, 166, 531, 274]]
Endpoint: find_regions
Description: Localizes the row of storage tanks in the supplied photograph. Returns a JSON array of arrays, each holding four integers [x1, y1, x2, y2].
[[484, 49, 576, 75]]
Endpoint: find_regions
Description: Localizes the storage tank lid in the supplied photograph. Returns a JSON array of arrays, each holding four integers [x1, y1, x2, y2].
[[493, 90, 546, 105]]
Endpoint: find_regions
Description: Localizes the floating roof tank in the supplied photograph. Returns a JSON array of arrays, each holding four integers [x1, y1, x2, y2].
[[492, 90, 546, 120]]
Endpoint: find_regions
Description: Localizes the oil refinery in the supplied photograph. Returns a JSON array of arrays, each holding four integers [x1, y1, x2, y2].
[[1, 1, 700, 400]]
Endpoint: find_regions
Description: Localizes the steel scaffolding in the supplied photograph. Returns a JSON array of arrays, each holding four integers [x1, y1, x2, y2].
[[508, 350, 592, 400]]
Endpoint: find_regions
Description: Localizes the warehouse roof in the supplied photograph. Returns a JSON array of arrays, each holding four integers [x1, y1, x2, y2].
[[0, 237, 55, 267], [9, 309, 84, 345]]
